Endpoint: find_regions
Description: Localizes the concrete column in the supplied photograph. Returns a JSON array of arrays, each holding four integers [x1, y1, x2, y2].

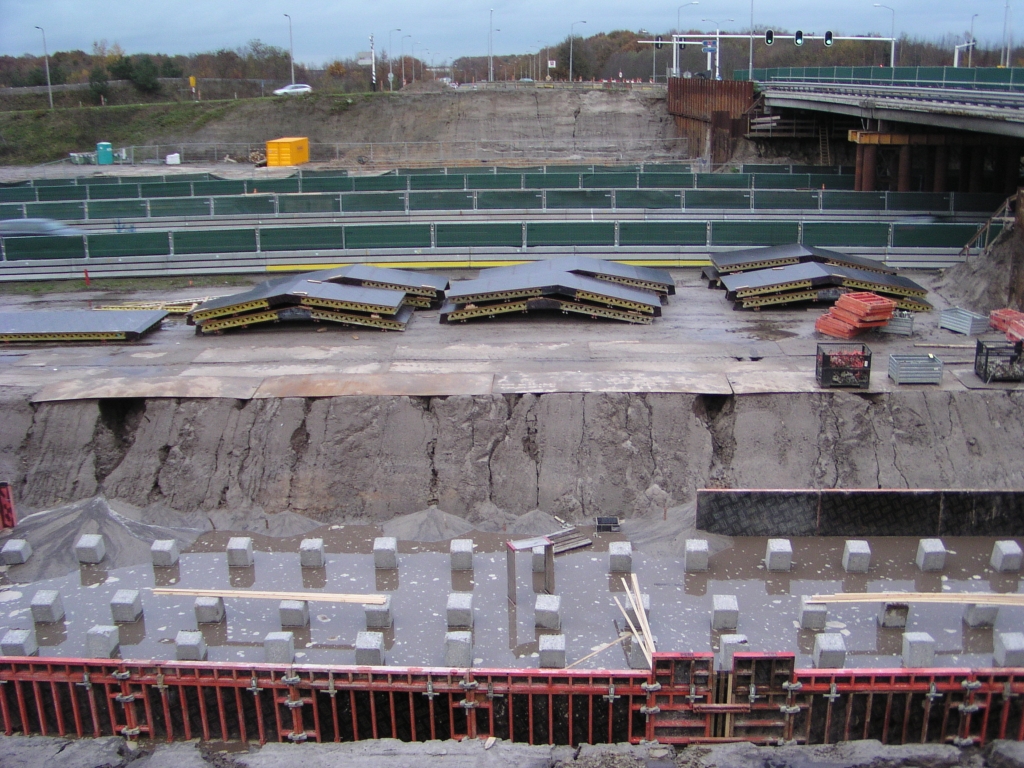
[[933, 145, 948, 192], [923, 146, 936, 192], [1003, 146, 1021, 193], [862, 145, 877, 191], [854, 144, 865, 192], [969, 146, 985, 193], [897, 145, 912, 192], [958, 147, 971, 192]]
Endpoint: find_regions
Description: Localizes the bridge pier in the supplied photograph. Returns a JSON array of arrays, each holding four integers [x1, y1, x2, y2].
[[854, 145, 865, 191], [898, 145, 912, 193], [969, 147, 985, 193], [933, 146, 948, 193], [862, 145, 877, 191]]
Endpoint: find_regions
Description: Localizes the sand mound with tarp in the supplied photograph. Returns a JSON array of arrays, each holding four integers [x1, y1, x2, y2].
[[382, 506, 475, 542]]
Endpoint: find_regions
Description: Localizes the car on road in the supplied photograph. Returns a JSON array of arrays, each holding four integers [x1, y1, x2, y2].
[[0, 219, 83, 238], [273, 83, 313, 96]]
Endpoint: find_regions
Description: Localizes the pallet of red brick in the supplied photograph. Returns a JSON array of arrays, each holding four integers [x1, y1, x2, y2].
[[991, 308, 1024, 332], [835, 292, 897, 322]]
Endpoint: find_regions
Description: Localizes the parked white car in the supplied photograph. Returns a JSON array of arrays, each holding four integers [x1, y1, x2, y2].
[[273, 83, 313, 96]]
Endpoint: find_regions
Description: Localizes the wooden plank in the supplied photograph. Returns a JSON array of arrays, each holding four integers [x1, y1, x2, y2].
[[808, 592, 1024, 606], [152, 588, 387, 604]]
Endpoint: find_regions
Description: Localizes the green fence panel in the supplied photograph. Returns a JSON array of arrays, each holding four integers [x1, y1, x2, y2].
[[582, 173, 637, 188], [300, 169, 348, 177], [352, 176, 407, 192], [477, 191, 542, 209], [81, 177, 119, 185], [619, 221, 706, 246], [341, 192, 406, 212], [615, 190, 681, 209], [462, 167, 498, 175], [150, 198, 211, 218], [192, 180, 246, 196], [410, 175, 467, 190], [683, 190, 751, 209], [753, 191, 819, 210], [743, 164, 789, 174], [887, 192, 950, 212], [711, 221, 799, 246], [213, 196, 276, 216], [546, 190, 612, 209], [802, 222, 890, 247], [0, 187, 35, 203], [643, 163, 692, 173], [278, 194, 341, 214], [36, 186, 88, 202], [467, 174, 522, 190], [398, 167, 444, 175], [809, 174, 855, 189], [953, 193, 1009, 213], [892, 223, 980, 248], [639, 173, 695, 188], [498, 166, 542, 173], [526, 222, 615, 246], [4, 235, 86, 261], [32, 178, 76, 187], [173, 229, 257, 254], [172, 173, 212, 182], [344, 224, 431, 249], [26, 202, 86, 220], [409, 192, 474, 211], [140, 182, 194, 198], [259, 225, 344, 251], [87, 184, 140, 200], [246, 178, 299, 194], [0, 205, 25, 220], [821, 191, 886, 210], [525, 173, 579, 189], [753, 174, 810, 189], [300, 176, 354, 192], [87, 200, 148, 219], [87, 232, 170, 258], [696, 173, 750, 188], [594, 164, 641, 173], [436, 223, 522, 248]]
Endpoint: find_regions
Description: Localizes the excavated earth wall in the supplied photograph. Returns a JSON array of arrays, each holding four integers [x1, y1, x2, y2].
[[2, 390, 1024, 522]]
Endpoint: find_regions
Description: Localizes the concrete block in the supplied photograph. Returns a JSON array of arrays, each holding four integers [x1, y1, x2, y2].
[[800, 597, 828, 631], [1, 629, 37, 657], [446, 592, 474, 629], [175, 630, 207, 661], [684, 539, 709, 572], [534, 594, 561, 630], [299, 538, 325, 568], [373, 537, 398, 570], [86, 625, 119, 659], [628, 634, 656, 669], [355, 631, 385, 666], [609, 541, 632, 573], [878, 602, 910, 628], [74, 534, 105, 564], [444, 631, 473, 667], [719, 634, 748, 671], [902, 632, 936, 668], [990, 540, 1023, 573], [450, 539, 474, 571], [538, 633, 566, 669], [264, 631, 294, 664], [915, 539, 946, 572], [625, 593, 651, 627], [30, 590, 64, 624], [813, 633, 847, 668], [195, 596, 225, 624], [531, 545, 546, 573], [963, 603, 999, 628], [226, 537, 254, 567], [0, 539, 32, 565], [110, 589, 143, 623], [842, 540, 872, 573], [712, 594, 739, 631], [150, 539, 179, 567], [364, 595, 393, 629], [994, 632, 1024, 667], [765, 539, 793, 572], [279, 600, 309, 628]]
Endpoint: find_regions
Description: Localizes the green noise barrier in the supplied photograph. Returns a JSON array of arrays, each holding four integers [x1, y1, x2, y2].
[[526, 222, 615, 246], [344, 224, 431, 249], [87, 232, 170, 259], [4, 235, 86, 260], [259, 226, 344, 251], [803, 222, 891, 247], [615, 190, 681, 209], [149, 198, 211, 217], [477, 191, 542, 209], [341, 192, 406, 212], [711, 221, 800, 246], [619, 221, 706, 246], [436, 223, 523, 248], [172, 229, 257, 254]]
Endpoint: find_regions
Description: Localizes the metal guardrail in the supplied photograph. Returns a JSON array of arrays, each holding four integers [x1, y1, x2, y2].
[[738, 66, 1024, 92]]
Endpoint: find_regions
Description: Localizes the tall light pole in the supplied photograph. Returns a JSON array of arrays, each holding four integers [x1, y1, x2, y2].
[[569, 20, 586, 82], [489, 9, 494, 82], [702, 18, 733, 80], [283, 14, 295, 84], [1002, 0, 1012, 67], [969, 13, 979, 67], [873, 4, 896, 67], [747, 0, 754, 78], [388, 28, 401, 91], [674, 3, 698, 78], [34, 26, 53, 110], [401, 34, 411, 86], [537, 40, 549, 81]]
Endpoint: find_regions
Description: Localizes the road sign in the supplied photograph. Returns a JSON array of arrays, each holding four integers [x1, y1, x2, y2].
[[387, 72, 394, 83], [702, 44, 717, 54]]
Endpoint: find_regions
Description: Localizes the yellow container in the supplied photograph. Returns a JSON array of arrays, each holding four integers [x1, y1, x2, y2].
[[265, 136, 309, 166]]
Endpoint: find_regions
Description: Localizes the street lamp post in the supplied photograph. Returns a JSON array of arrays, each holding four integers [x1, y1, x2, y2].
[[401, 34, 411, 86], [388, 28, 401, 91], [34, 26, 53, 110], [748, 0, 754, 78], [674, 3, 698, 78], [569, 20, 586, 82], [969, 13, 979, 68], [1003, 0, 1011, 67], [283, 14, 295, 84], [873, 4, 896, 67], [489, 9, 494, 82], [702, 18, 733, 80]]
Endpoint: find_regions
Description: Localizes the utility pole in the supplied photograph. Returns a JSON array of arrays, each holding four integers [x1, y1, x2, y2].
[[370, 34, 376, 92], [702, 18, 733, 80], [969, 13, 978, 68], [874, 4, 896, 66], [34, 26, 53, 110], [388, 28, 401, 91], [747, 0, 754, 78], [489, 9, 494, 82], [401, 34, 411, 86], [570, 20, 586, 82], [284, 14, 295, 84], [1002, 0, 1012, 67], [676, 2, 698, 78]]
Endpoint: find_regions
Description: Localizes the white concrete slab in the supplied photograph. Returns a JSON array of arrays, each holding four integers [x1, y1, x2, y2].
[[493, 371, 732, 394], [32, 376, 262, 403]]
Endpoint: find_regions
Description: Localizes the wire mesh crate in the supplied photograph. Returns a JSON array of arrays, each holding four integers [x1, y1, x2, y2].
[[888, 354, 943, 385], [816, 343, 872, 389], [974, 339, 1024, 383]]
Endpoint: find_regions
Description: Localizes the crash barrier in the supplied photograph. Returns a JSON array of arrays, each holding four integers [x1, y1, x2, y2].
[[737, 66, 1024, 92], [0, 654, 1020, 746]]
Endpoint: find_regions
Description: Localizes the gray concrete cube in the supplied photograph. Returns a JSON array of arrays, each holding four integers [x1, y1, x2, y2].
[[195, 596, 225, 624], [842, 540, 872, 573], [450, 539, 474, 571], [110, 589, 143, 623], [364, 595, 393, 629], [628, 634, 656, 669], [86, 625, 119, 659], [878, 602, 910, 628], [444, 631, 473, 667], [765, 539, 793, 572], [534, 594, 561, 630], [0, 539, 32, 565], [175, 630, 207, 661], [538, 633, 566, 669], [447, 592, 474, 629], [150, 539, 179, 567], [902, 632, 936, 668], [355, 631, 385, 666], [279, 600, 309, 628], [800, 597, 828, 631], [684, 539, 709, 572], [226, 537, 254, 567], [299, 538, 325, 568], [963, 603, 999, 628], [74, 534, 105, 565], [531, 545, 546, 573], [990, 540, 1023, 573], [712, 594, 739, 631], [915, 539, 946, 572], [994, 632, 1024, 667], [609, 541, 632, 573], [813, 633, 847, 669], [626, 593, 651, 627], [719, 634, 748, 671], [30, 590, 64, 624], [373, 537, 398, 570], [1, 629, 37, 657], [264, 631, 294, 664]]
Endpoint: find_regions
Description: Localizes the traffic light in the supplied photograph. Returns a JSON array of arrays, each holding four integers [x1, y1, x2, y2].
[[824, 31, 834, 47], [655, 35, 664, 49], [794, 30, 804, 46], [765, 30, 774, 45]]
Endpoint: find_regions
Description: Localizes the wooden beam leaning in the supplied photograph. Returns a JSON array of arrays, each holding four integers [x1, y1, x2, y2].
[[152, 587, 387, 604], [807, 592, 1024, 607]]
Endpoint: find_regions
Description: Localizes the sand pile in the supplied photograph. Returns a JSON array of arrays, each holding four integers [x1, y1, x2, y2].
[[939, 224, 1024, 313], [383, 506, 475, 542], [507, 509, 564, 536], [620, 502, 733, 558]]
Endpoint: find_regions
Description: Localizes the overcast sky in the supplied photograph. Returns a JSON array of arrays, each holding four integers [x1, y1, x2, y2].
[[0, 0, 1014, 65]]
